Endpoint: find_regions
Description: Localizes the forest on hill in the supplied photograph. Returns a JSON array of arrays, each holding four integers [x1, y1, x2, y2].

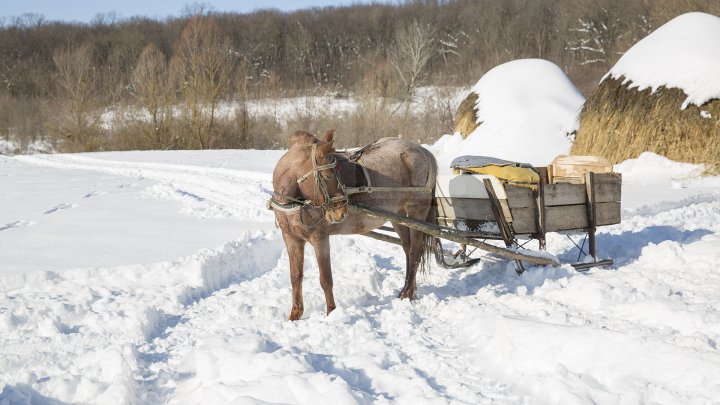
[[1, 0, 718, 152]]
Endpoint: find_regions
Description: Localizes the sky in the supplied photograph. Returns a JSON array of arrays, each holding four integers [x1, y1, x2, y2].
[[2, 0, 387, 24]]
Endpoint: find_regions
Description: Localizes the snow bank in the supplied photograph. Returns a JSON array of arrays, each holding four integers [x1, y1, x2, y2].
[[605, 12, 720, 109], [615, 152, 706, 182], [428, 59, 585, 170]]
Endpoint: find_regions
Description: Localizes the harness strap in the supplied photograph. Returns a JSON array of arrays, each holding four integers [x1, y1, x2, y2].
[[345, 147, 436, 195], [266, 193, 310, 212]]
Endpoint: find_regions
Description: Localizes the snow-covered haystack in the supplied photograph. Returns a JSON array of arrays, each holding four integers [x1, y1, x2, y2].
[[572, 12, 720, 172], [438, 59, 584, 168]]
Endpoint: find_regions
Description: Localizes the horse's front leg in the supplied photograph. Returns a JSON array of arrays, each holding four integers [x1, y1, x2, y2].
[[310, 235, 336, 315], [283, 233, 306, 321]]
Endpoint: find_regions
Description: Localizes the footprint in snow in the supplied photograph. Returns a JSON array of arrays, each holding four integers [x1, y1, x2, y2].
[[0, 220, 36, 231], [83, 191, 107, 198], [44, 203, 78, 214]]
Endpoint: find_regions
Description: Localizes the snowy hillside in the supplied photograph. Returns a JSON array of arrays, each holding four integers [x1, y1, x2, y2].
[[429, 59, 585, 169], [2, 149, 720, 404], [605, 12, 720, 109]]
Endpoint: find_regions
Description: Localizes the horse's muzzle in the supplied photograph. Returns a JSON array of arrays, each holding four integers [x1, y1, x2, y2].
[[325, 205, 348, 224]]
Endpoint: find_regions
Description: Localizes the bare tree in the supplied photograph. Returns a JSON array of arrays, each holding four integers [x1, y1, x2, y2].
[[51, 44, 101, 151], [131, 43, 174, 148], [565, 8, 625, 68], [389, 20, 436, 99], [172, 17, 233, 149]]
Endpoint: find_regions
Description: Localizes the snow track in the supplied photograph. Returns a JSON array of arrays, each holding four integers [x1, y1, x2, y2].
[[15, 154, 275, 221]]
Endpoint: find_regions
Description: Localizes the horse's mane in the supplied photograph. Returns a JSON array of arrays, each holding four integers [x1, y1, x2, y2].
[[288, 131, 319, 148]]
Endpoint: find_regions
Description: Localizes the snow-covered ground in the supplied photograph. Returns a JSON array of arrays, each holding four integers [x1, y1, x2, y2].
[[2, 147, 720, 404]]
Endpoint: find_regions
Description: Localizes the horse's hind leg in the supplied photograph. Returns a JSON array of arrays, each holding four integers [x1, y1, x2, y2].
[[398, 203, 431, 299], [283, 233, 306, 321], [399, 228, 425, 299], [393, 224, 423, 300], [392, 223, 413, 299], [310, 235, 336, 315]]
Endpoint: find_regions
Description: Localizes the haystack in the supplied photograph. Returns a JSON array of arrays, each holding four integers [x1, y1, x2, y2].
[[439, 59, 584, 167], [453, 92, 479, 137], [572, 12, 720, 172]]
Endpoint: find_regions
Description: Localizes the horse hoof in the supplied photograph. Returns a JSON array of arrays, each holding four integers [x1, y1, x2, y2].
[[288, 309, 303, 321], [398, 289, 416, 300]]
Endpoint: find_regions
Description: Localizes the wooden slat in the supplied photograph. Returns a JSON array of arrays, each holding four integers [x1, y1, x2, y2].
[[483, 178, 516, 247], [545, 205, 589, 232], [509, 207, 537, 234], [596, 202, 621, 226], [592, 173, 622, 203], [545, 183, 587, 206], [594, 181, 621, 203], [592, 172, 622, 184], [436, 197, 494, 221], [498, 198, 514, 224], [533, 201, 620, 232], [504, 185, 535, 208], [544, 180, 620, 206]]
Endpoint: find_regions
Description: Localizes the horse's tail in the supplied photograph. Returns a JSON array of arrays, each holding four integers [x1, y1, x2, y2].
[[419, 152, 438, 274]]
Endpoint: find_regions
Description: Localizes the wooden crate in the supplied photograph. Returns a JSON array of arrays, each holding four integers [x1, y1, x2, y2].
[[543, 172, 621, 231], [549, 155, 612, 184]]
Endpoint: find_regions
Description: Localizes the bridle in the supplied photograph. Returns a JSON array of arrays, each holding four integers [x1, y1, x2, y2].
[[268, 143, 348, 224]]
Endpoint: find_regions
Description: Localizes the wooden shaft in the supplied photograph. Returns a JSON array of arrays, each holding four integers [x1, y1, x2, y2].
[[362, 231, 402, 245], [349, 203, 559, 266]]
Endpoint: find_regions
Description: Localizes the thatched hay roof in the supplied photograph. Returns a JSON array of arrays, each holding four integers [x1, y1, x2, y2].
[[571, 76, 720, 172]]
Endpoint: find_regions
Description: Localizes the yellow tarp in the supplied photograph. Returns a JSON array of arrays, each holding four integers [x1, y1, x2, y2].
[[453, 165, 539, 189]]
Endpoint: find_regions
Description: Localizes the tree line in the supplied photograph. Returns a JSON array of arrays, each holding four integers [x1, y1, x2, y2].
[[1, 0, 717, 152]]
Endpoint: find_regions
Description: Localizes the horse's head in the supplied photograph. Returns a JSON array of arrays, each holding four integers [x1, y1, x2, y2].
[[273, 129, 348, 224]]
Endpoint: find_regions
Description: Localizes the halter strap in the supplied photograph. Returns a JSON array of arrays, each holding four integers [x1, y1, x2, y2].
[[296, 143, 337, 184]]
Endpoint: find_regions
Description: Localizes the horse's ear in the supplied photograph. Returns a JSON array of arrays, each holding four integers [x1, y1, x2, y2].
[[317, 139, 335, 157], [322, 129, 335, 144]]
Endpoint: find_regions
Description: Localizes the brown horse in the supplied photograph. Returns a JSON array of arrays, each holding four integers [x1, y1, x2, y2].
[[269, 130, 438, 320]]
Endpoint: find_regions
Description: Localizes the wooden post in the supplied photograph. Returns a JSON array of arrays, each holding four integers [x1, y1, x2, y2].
[[536, 168, 547, 251], [585, 171, 597, 259]]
